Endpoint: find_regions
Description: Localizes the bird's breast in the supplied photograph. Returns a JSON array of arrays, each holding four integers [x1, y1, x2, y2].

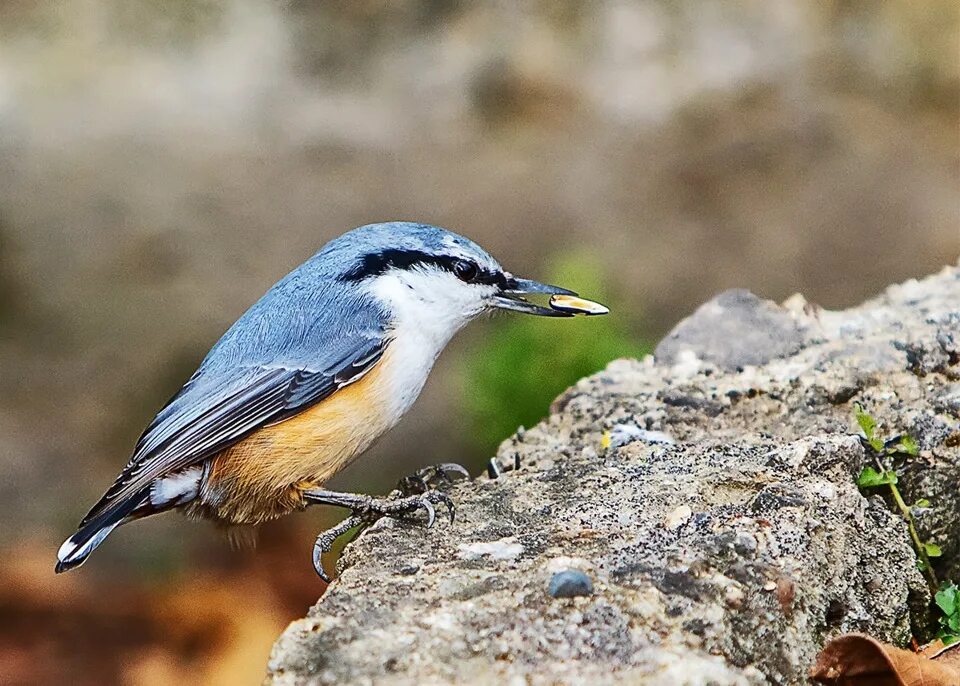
[[377, 318, 448, 420], [197, 337, 439, 524]]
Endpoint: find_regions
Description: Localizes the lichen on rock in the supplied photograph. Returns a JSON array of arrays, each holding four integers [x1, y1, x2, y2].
[[267, 265, 960, 686]]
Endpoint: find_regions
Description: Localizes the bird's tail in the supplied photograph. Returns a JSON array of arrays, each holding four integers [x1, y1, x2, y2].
[[55, 489, 148, 573]]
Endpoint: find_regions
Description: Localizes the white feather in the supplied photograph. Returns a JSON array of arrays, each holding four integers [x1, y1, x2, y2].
[[150, 466, 203, 507], [366, 267, 496, 421], [57, 537, 78, 561], [57, 522, 118, 565]]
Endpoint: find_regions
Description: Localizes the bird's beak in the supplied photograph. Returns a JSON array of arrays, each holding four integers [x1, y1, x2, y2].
[[490, 276, 583, 317]]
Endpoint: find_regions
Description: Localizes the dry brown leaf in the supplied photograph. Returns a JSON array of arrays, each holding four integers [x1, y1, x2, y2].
[[811, 633, 960, 686], [922, 640, 960, 672]]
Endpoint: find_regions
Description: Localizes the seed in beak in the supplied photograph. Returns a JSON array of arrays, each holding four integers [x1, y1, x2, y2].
[[548, 294, 609, 316]]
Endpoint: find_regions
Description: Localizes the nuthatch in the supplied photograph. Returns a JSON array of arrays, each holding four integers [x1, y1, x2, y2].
[[56, 222, 608, 579]]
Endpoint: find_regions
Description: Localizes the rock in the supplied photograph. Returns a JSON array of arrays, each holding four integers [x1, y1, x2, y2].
[[266, 265, 960, 686], [548, 570, 594, 598], [654, 288, 810, 370]]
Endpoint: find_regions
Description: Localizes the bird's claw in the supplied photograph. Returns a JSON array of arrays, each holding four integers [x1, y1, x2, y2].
[[397, 462, 470, 495], [311, 513, 365, 582], [312, 543, 331, 583], [421, 497, 436, 528], [307, 490, 455, 580], [375, 489, 455, 526]]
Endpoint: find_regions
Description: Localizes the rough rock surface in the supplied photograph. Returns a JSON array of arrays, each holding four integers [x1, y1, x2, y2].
[[266, 266, 960, 686], [654, 288, 808, 370]]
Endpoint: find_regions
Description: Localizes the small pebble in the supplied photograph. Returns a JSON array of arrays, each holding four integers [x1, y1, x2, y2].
[[549, 570, 594, 598], [605, 423, 676, 449], [457, 537, 524, 561], [724, 585, 745, 608], [664, 504, 693, 530], [733, 532, 758, 555]]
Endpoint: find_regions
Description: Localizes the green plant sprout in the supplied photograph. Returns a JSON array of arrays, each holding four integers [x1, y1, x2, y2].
[[854, 404, 938, 586], [934, 583, 960, 646], [853, 404, 960, 645]]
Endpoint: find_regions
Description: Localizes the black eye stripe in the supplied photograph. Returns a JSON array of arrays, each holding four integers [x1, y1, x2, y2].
[[476, 270, 509, 288], [341, 249, 452, 281], [342, 248, 507, 288]]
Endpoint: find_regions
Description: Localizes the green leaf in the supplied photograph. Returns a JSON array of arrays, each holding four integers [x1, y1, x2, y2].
[[949, 614, 960, 632], [943, 633, 960, 647], [925, 543, 943, 558], [897, 435, 919, 456], [915, 498, 932, 508], [935, 583, 958, 616], [856, 466, 897, 488], [869, 437, 885, 453], [918, 559, 929, 572], [855, 405, 877, 440]]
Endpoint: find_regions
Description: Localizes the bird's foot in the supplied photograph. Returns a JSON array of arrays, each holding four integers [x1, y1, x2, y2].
[[304, 488, 457, 581], [396, 462, 470, 495], [374, 488, 457, 527]]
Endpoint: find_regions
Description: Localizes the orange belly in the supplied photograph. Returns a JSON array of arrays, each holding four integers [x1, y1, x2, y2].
[[195, 356, 395, 525]]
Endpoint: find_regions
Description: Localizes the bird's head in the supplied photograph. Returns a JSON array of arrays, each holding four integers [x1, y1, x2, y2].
[[331, 222, 598, 344]]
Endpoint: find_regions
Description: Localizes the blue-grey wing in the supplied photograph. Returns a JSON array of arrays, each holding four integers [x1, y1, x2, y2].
[[79, 329, 388, 529]]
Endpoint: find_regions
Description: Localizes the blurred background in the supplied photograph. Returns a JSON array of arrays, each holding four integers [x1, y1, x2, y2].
[[0, 1, 956, 683]]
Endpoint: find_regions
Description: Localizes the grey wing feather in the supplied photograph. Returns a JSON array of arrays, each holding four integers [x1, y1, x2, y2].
[[79, 333, 387, 529]]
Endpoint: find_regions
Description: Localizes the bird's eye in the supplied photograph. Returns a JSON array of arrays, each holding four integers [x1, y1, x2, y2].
[[453, 260, 479, 282]]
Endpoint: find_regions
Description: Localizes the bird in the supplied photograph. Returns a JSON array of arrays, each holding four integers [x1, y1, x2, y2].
[[56, 221, 608, 579]]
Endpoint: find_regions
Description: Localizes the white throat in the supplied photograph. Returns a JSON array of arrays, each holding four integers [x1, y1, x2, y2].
[[364, 268, 494, 419], [367, 268, 491, 351]]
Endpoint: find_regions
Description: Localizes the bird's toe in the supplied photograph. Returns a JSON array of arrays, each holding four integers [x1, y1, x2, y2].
[[396, 463, 470, 495]]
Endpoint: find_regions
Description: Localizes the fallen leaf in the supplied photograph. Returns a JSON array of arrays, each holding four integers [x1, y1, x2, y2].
[[922, 640, 960, 671], [811, 633, 960, 686]]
